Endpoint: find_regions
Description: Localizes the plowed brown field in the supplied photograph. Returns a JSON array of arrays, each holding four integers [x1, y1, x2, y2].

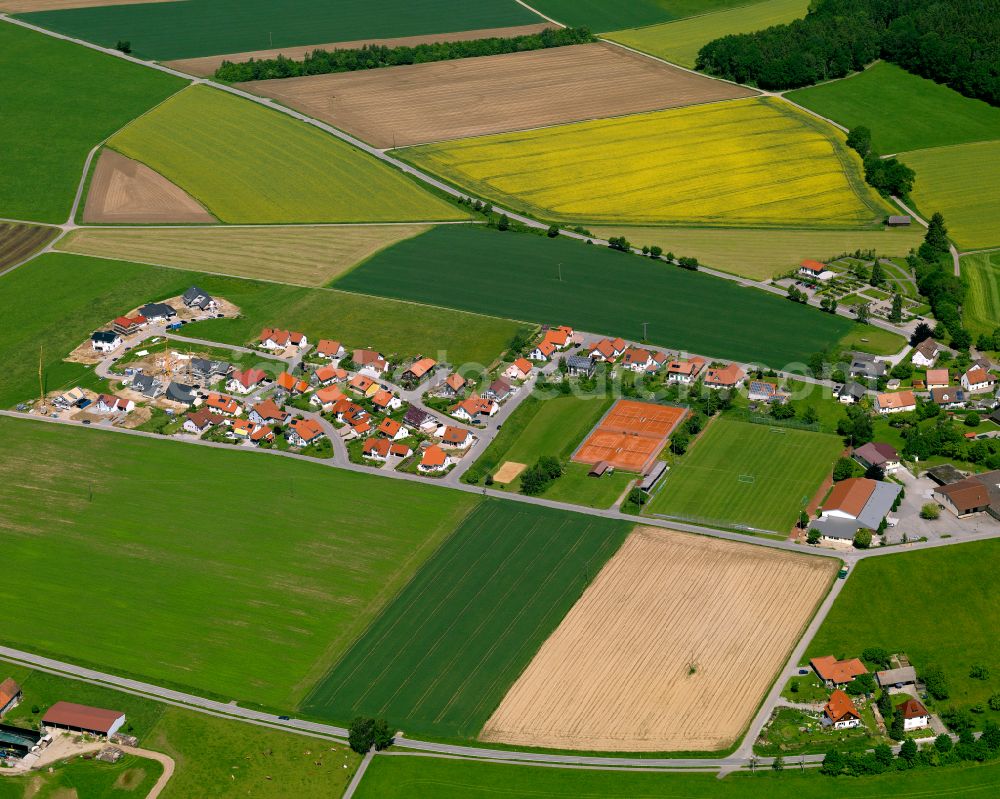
[[480, 527, 836, 752], [0, 222, 57, 272], [165, 23, 556, 77], [238, 42, 756, 148], [83, 149, 216, 224]]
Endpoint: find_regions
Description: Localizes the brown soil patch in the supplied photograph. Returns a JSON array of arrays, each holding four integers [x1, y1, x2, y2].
[[493, 460, 526, 484], [237, 41, 756, 148], [83, 149, 216, 224], [113, 766, 146, 789], [165, 23, 556, 77], [0, 222, 57, 272], [573, 399, 686, 473], [481, 527, 836, 751], [1, 0, 177, 9]]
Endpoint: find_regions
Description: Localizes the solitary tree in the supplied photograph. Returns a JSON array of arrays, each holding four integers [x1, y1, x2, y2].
[[899, 738, 918, 764], [855, 303, 871, 324], [889, 293, 903, 323], [870, 260, 885, 287], [771, 754, 785, 772], [853, 528, 872, 549], [348, 717, 376, 754]]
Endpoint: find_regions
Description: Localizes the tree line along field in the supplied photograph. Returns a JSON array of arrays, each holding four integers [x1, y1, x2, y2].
[[899, 141, 1000, 251], [57, 224, 434, 287], [237, 41, 754, 150], [0, 416, 481, 709], [962, 251, 1000, 339], [645, 418, 845, 533], [0, 252, 523, 409], [301, 499, 630, 738], [355, 755, 1000, 799], [106, 85, 467, 224], [787, 62, 1000, 155], [17, 0, 544, 60], [0, 23, 186, 224], [606, 0, 809, 69], [401, 97, 892, 229], [523, 0, 757, 32], [0, 222, 58, 271], [807, 539, 1000, 723], [333, 225, 852, 366], [588, 225, 924, 281]]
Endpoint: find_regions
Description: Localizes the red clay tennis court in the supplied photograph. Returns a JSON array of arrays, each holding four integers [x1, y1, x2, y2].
[[573, 399, 687, 473]]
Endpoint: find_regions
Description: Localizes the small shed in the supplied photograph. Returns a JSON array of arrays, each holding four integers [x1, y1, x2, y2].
[[887, 215, 911, 226]]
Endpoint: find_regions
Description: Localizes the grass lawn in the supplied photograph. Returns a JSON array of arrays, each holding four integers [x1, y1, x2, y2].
[[607, 0, 809, 68], [588, 225, 923, 281], [0, 415, 479, 708], [0, 252, 521, 408], [108, 85, 467, 224], [787, 62, 1000, 154], [334, 225, 852, 366], [807, 540, 1000, 725], [645, 418, 843, 532], [755, 704, 880, 757], [900, 141, 1000, 251], [300, 499, 631, 738], [837, 325, 907, 356], [784, 379, 850, 434], [539, 461, 635, 508], [19, 0, 542, 60], [962, 251, 1000, 338], [0, 23, 186, 224], [523, 0, 753, 31], [0, 754, 161, 799], [354, 753, 1000, 798], [780, 675, 829, 703], [402, 97, 890, 229]]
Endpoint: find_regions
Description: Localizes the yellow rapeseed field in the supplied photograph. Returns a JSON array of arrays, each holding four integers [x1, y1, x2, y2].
[[403, 97, 891, 228]]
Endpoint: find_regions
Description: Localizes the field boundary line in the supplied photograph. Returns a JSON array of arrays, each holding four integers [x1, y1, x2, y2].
[[511, 0, 565, 27]]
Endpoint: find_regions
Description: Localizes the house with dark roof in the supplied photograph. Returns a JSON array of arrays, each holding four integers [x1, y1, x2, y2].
[[934, 471, 1000, 518], [811, 477, 901, 540], [91, 330, 122, 353], [165, 382, 196, 405], [190, 358, 230, 383], [482, 378, 513, 402], [130, 372, 163, 399], [836, 381, 867, 404], [850, 353, 888, 380], [566, 355, 595, 377], [181, 286, 216, 311], [930, 386, 967, 408], [183, 408, 224, 435], [138, 302, 176, 321], [911, 338, 941, 367], [853, 442, 900, 474], [403, 407, 437, 434]]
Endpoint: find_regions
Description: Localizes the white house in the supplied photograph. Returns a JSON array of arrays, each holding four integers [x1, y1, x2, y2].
[[665, 356, 706, 384], [798, 259, 835, 281], [898, 698, 931, 731], [418, 444, 452, 473], [961, 367, 996, 393], [911, 339, 941, 367], [875, 390, 916, 414], [823, 690, 861, 730], [620, 347, 653, 372], [438, 425, 473, 450], [227, 368, 267, 394], [504, 358, 533, 381], [95, 394, 134, 414], [91, 331, 123, 353], [451, 397, 497, 422]]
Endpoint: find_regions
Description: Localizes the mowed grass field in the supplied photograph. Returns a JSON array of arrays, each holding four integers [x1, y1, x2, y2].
[[0, 416, 480, 707], [301, 500, 630, 737], [57, 224, 435, 286], [809, 540, 1000, 723], [402, 97, 890, 228], [19, 0, 543, 60], [787, 62, 1000, 154], [607, 0, 809, 68], [645, 418, 843, 532], [900, 141, 1000, 250], [962, 251, 1000, 338], [589, 225, 924, 280], [525, 0, 755, 31], [334, 225, 852, 366], [355, 755, 1000, 799], [0, 23, 186, 223], [107, 85, 467, 224], [0, 252, 522, 409]]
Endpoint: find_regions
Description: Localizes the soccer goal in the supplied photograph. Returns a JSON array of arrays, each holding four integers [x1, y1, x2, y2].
[[738, 474, 756, 484]]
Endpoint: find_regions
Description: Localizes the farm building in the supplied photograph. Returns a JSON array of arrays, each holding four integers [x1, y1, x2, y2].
[[704, 363, 745, 389], [852, 442, 900, 474], [875, 390, 916, 415], [898, 698, 931, 730], [811, 477, 901, 540], [811, 655, 868, 687], [887, 215, 911, 226], [876, 666, 917, 688], [961, 367, 996, 392], [90, 330, 122, 353], [933, 471, 1000, 518], [0, 679, 21, 716], [911, 339, 941, 367], [181, 286, 216, 311], [0, 722, 41, 759], [822, 690, 861, 729], [43, 702, 126, 737]]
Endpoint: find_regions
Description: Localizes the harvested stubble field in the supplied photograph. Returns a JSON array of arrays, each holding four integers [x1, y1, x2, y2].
[[83, 149, 215, 224], [58, 224, 433, 286], [302, 499, 630, 737], [239, 42, 754, 149], [0, 222, 57, 271], [107, 85, 467, 224], [481, 527, 837, 751], [402, 97, 890, 228], [167, 23, 555, 77]]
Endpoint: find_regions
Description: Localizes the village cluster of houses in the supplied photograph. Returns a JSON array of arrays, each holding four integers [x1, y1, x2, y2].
[[90, 287, 219, 354]]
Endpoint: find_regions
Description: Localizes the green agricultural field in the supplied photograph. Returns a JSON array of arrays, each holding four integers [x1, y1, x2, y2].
[[523, 0, 753, 31], [301, 499, 630, 737], [0, 252, 520, 408], [900, 141, 1000, 251], [589, 225, 924, 281], [354, 753, 1000, 799], [107, 85, 467, 223], [808, 540, 1000, 724], [401, 97, 890, 229], [19, 0, 543, 60], [787, 62, 1000, 154], [837, 325, 907, 356], [963, 251, 1000, 338], [0, 415, 479, 707], [0, 754, 161, 799], [645, 418, 843, 532], [333, 225, 852, 366], [0, 23, 186, 224], [606, 0, 809, 68]]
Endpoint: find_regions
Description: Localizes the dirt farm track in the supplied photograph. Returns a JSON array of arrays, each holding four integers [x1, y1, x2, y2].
[[239, 42, 756, 149], [481, 527, 837, 751]]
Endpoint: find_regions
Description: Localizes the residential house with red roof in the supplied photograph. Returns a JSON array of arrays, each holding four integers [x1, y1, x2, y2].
[[259, 328, 307, 350], [287, 417, 325, 447], [314, 364, 347, 385], [377, 417, 408, 441], [248, 399, 289, 426], [419, 444, 451, 473], [439, 426, 473, 450], [204, 392, 240, 416], [316, 339, 344, 359], [822, 690, 861, 729], [276, 371, 310, 394], [371, 389, 402, 412], [504, 358, 533, 381], [798, 259, 834, 281], [183, 408, 224, 435], [402, 357, 437, 384], [704, 363, 746, 390], [588, 337, 627, 362], [442, 373, 467, 396], [961, 367, 996, 393], [666, 356, 706, 384], [812, 477, 902, 541], [875, 390, 916, 414], [452, 397, 497, 423], [898, 698, 931, 731], [311, 384, 345, 412], [353, 349, 388, 374], [811, 656, 868, 687], [96, 394, 134, 414], [227, 368, 267, 394], [112, 314, 147, 336]]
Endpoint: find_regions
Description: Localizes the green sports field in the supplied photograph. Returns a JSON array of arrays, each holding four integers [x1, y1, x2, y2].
[[900, 141, 1000, 251], [0, 23, 186, 224], [645, 418, 843, 532], [354, 754, 1000, 799], [606, 0, 809, 68], [808, 540, 1000, 724], [0, 415, 479, 708], [962, 251, 1000, 338], [107, 85, 467, 224], [19, 0, 543, 60], [333, 225, 853, 366], [301, 499, 630, 737], [787, 62, 1000, 155]]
